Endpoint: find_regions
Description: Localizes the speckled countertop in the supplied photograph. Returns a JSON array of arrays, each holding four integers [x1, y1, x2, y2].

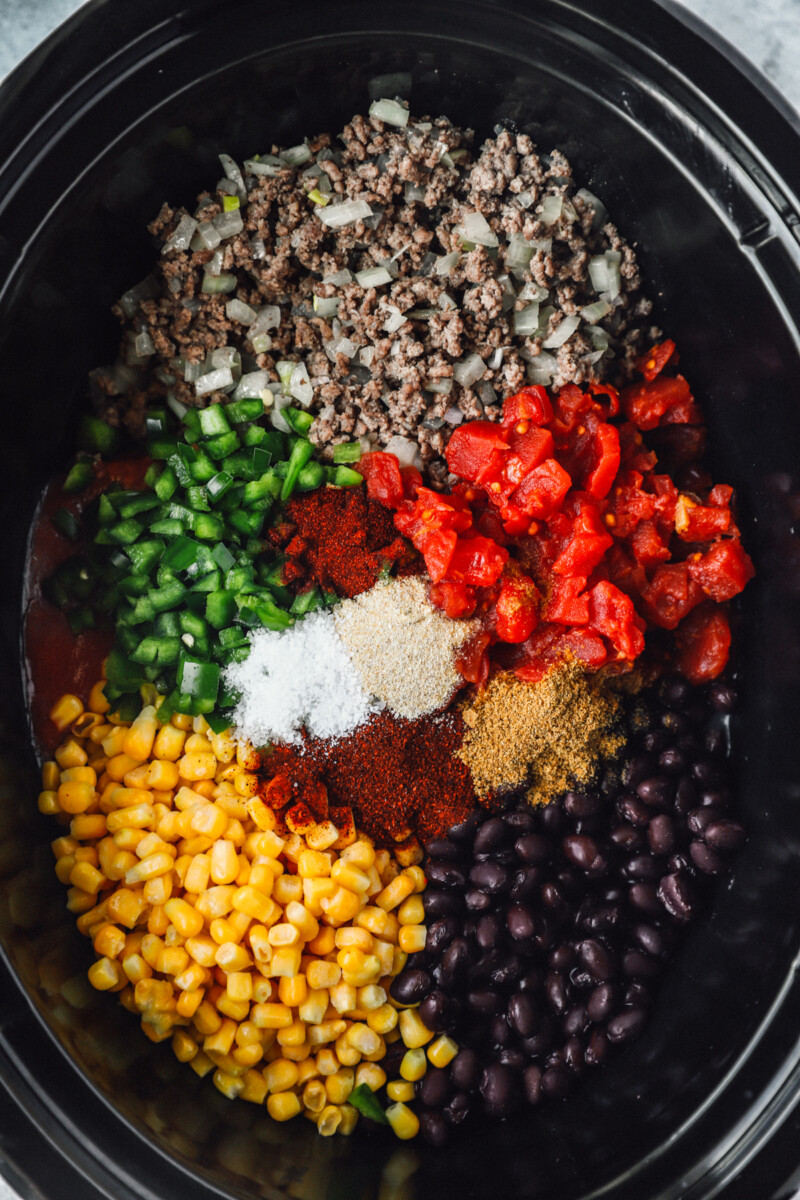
[[0, 1, 798, 1199]]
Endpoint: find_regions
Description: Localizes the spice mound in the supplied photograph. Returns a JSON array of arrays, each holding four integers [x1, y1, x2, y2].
[[459, 662, 623, 802], [334, 576, 478, 720]]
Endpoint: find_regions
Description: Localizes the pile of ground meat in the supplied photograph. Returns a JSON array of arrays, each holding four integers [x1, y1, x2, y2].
[[94, 103, 657, 485]]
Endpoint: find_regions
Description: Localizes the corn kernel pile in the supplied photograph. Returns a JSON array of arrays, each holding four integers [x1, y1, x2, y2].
[[42, 685, 455, 1140]]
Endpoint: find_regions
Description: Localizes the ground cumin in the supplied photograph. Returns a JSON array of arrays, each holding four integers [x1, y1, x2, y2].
[[458, 662, 624, 804]]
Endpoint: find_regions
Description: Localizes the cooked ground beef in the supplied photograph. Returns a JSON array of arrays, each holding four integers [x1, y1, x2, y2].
[[93, 106, 657, 485]]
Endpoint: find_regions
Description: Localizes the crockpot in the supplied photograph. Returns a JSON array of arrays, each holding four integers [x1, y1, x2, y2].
[[1, 1, 800, 1197]]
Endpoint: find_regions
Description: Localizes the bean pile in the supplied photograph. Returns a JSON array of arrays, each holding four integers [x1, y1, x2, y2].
[[390, 675, 744, 1144]]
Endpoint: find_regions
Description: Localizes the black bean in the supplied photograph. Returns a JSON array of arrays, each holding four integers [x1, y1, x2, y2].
[[624, 854, 663, 881], [587, 982, 617, 1023], [510, 866, 542, 900], [660, 676, 690, 707], [569, 968, 596, 992], [542, 1063, 571, 1099], [450, 1048, 480, 1091], [476, 914, 504, 951], [563, 1004, 588, 1037], [545, 971, 570, 1015], [667, 850, 693, 874], [633, 923, 666, 958], [699, 787, 732, 809], [508, 991, 539, 1037], [563, 791, 602, 819], [440, 939, 471, 982], [419, 1111, 449, 1146], [623, 754, 654, 788], [473, 816, 512, 854], [523, 1064, 543, 1104], [689, 840, 726, 875], [469, 949, 505, 986], [623, 980, 652, 1008], [618, 794, 651, 827], [425, 917, 460, 955], [549, 943, 576, 972], [658, 872, 698, 922], [514, 833, 551, 864], [507, 903, 536, 941], [637, 776, 674, 808], [425, 861, 467, 889], [674, 776, 698, 812], [541, 882, 568, 914], [490, 1015, 513, 1048], [607, 1007, 647, 1043], [539, 803, 566, 835], [709, 682, 737, 712], [425, 838, 464, 862], [518, 967, 544, 993], [563, 834, 604, 872], [659, 746, 688, 774], [629, 881, 662, 915], [704, 725, 727, 757], [465, 888, 492, 912], [424, 889, 463, 918], [692, 760, 722, 787], [643, 728, 670, 754], [503, 809, 536, 833], [491, 954, 523, 989], [522, 1020, 555, 1058], [585, 1027, 609, 1066], [443, 1092, 472, 1126], [564, 1036, 585, 1074], [611, 822, 645, 851], [648, 814, 677, 855], [419, 990, 452, 1032], [498, 1047, 527, 1071], [705, 819, 745, 852], [582, 902, 624, 933], [480, 1063, 518, 1115], [579, 939, 615, 981], [448, 810, 484, 842], [390, 968, 432, 1005], [622, 949, 660, 978], [417, 1066, 450, 1108], [467, 989, 502, 1015], [661, 709, 689, 736], [469, 861, 509, 894]]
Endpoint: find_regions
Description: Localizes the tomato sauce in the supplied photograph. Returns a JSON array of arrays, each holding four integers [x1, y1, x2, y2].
[[23, 457, 148, 754]]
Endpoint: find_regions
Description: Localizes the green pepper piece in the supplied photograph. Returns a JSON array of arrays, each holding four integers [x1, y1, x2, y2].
[[52, 508, 80, 540], [198, 404, 232, 438], [347, 1084, 388, 1124], [63, 461, 95, 494], [154, 465, 178, 501], [290, 586, 322, 616], [332, 442, 362, 464], [295, 461, 326, 492], [79, 414, 120, 456], [206, 589, 237, 629], [333, 466, 364, 487], [280, 439, 314, 502], [282, 407, 315, 437], [177, 656, 220, 705]]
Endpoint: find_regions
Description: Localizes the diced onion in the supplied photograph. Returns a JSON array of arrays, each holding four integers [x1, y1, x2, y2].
[[212, 209, 244, 240], [526, 351, 558, 384], [195, 367, 233, 396], [201, 273, 237, 294], [369, 98, 410, 127], [438, 293, 457, 312], [443, 406, 464, 426], [455, 211, 498, 248], [359, 346, 376, 368], [539, 194, 563, 225], [269, 391, 293, 433], [318, 199, 373, 229], [605, 251, 622, 300], [513, 302, 540, 336], [582, 299, 612, 325], [184, 361, 204, 383], [426, 379, 453, 395], [543, 314, 580, 349], [134, 331, 154, 358], [244, 156, 283, 177], [434, 251, 460, 276], [275, 361, 295, 394], [487, 348, 504, 370], [166, 391, 188, 420], [118, 275, 159, 318], [452, 353, 486, 388], [289, 362, 314, 407], [313, 295, 341, 318], [195, 221, 222, 251], [251, 334, 271, 354], [385, 435, 422, 469], [322, 268, 353, 286], [404, 182, 425, 203], [517, 190, 535, 209], [218, 153, 246, 199], [233, 369, 270, 400], [280, 144, 312, 167], [589, 255, 610, 293], [575, 187, 608, 231], [250, 304, 281, 337], [355, 266, 393, 288], [518, 281, 549, 303], [382, 304, 406, 334], [506, 233, 534, 270], [226, 298, 257, 325], [162, 213, 197, 254], [337, 338, 358, 359]]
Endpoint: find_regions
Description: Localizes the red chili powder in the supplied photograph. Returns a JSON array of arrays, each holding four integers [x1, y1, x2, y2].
[[262, 708, 479, 845], [281, 485, 414, 598]]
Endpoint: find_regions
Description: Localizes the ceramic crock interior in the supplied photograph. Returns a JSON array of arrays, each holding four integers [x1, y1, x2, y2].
[[1, 3, 799, 1198]]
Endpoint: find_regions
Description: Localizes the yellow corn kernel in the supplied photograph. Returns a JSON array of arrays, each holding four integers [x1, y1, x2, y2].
[[400, 1047, 427, 1082], [303, 877, 338, 916], [399, 1008, 433, 1049], [385, 1101, 419, 1140], [157, 946, 189, 976], [302, 1079, 327, 1113], [316, 1048, 338, 1076], [297, 848, 332, 878], [307, 1019, 347, 1046], [277, 1017, 308, 1048], [122, 953, 151, 984], [88, 956, 123, 991], [329, 981, 357, 1015], [52, 837, 78, 863], [238, 1068, 268, 1105], [69, 861, 106, 894], [391, 949, 408, 977], [245, 796, 276, 832], [57, 781, 95, 815], [231, 885, 277, 926], [252, 1003, 293, 1029], [100, 727, 128, 758], [272, 875, 303, 908], [357, 984, 386, 1012], [398, 924, 427, 954], [376, 874, 415, 912], [270, 946, 301, 978], [268, 922, 300, 948], [122, 763, 151, 790], [93, 924, 125, 960], [215, 942, 252, 973], [405, 865, 427, 892], [248, 926, 272, 965], [278, 974, 308, 1008], [106, 887, 148, 928], [184, 853, 211, 895], [340, 951, 381, 989], [325, 1069, 354, 1105], [106, 803, 154, 833], [231, 1042, 263, 1069], [173, 962, 207, 992], [281, 1040, 312, 1062], [355, 1063, 387, 1093], [427, 1035, 459, 1069], [298, 988, 329, 1025], [386, 1079, 415, 1103], [285, 900, 319, 943], [106, 753, 144, 782], [71, 813, 107, 840], [204, 1017, 237, 1057], [335, 926, 373, 952], [163, 897, 203, 939], [213, 1069, 245, 1100], [184, 934, 217, 967], [321, 887, 362, 926], [397, 894, 425, 925], [146, 759, 180, 791], [195, 884, 236, 922], [367, 1004, 398, 1035], [60, 765, 96, 785], [347, 1023, 381, 1056], [338, 1105, 359, 1136], [317, 1105, 342, 1137], [267, 1092, 301, 1122], [85, 680, 109, 715], [171, 1029, 198, 1063], [252, 978, 273, 1005], [306, 960, 340, 991], [305, 821, 339, 851], [334, 1032, 360, 1068], [120, 705, 157, 761], [177, 989, 204, 1020], [125, 851, 172, 884], [178, 751, 217, 781], [330, 859, 370, 893], [38, 790, 60, 816], [50, 694, 84, 731], [355, 906, 389, 936], [193, 1001, 222, 1036], [216, 995, 248, 1023]]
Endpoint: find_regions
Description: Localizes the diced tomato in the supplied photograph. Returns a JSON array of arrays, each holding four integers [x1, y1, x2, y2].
[[394, 487, 472, 542], [508, 458, 572, 519], [552, 502, 613, 577], [648, 474, 680, 531], [607, 471, 656, 538], [400, 466, 422, 501], [552, 383, 593, 437], [637, 339, 676, 381], [583, 423, 621, 499], [494, 571, 540, 643], [501, 510, 535, 538], [501, 386, 554, 429], [687, 540, 755, 602], [429, 581, 477, 619], [619, 422, 658, 473], [418, 528, 457, 583], [648, 424, 706, 470], [358, 451, 404, 508], [628, 519, 670, 567], [455, 631, 491, 686], [543, 575, 590, 625], [444, 421, 510, 485], [622, 374, 695, 431], [677, 604, 731, 683], [588, 580, 645, 659], [674, 494, 731, 541], [563, 627, 608, 668], [446, 535, 509, 587], [639, 562, 705, 630], [475, 507, 513, 545], [504, 426, 555, 484], [588, 381, 621, 417], [513, 624, 567, 682]]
